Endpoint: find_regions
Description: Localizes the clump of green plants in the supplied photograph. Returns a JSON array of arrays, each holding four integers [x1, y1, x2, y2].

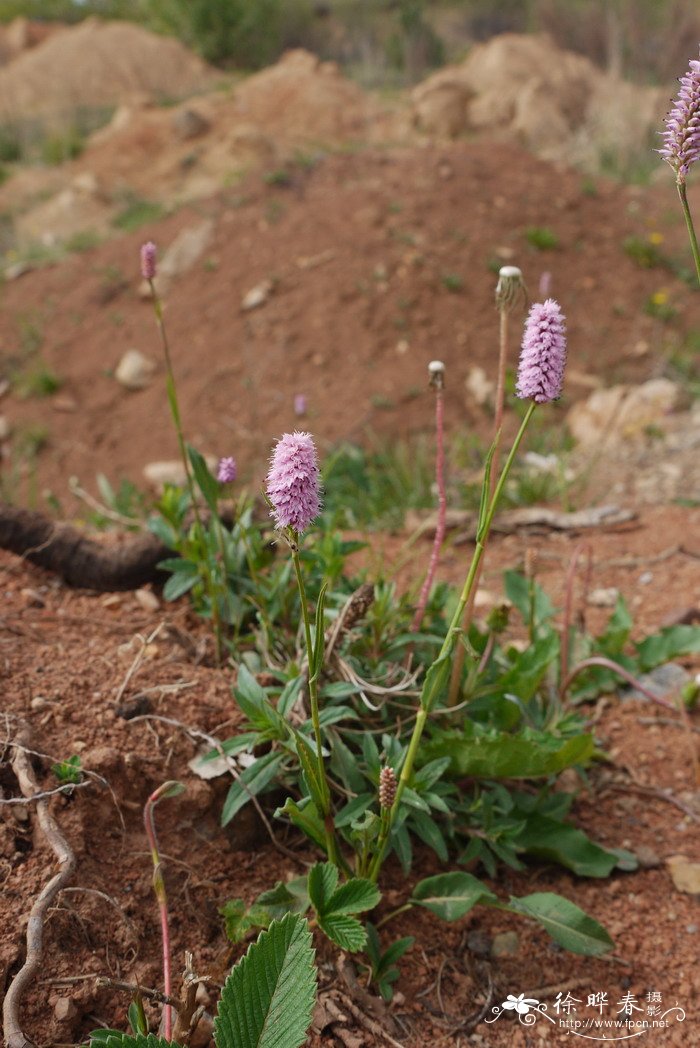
[[112, 196, 166, 233], [524, 226, 559, 250], [40, 126, 84, 165], [12, 359, 62, 398]]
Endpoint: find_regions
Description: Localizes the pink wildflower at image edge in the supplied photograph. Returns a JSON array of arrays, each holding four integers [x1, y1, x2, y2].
[[217, 457, 237, 484], [141, 241, 157, 280], [659, 52, 700, 181], [516, 298, 567, 404], [266, 431, 321, 534]]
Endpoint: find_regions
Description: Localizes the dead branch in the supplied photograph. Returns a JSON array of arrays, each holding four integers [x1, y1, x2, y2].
[[2, 727, 77, 1048], [0, 504, 169, 590]]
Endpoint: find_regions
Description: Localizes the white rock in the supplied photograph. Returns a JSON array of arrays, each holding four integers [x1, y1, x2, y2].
[[465, 365, 494, 406], [115, 349, 156, 391], [0, 416, 11, 440], [143, 455, 217, 492], [588, 587, 619, 608], [134, 587, 160, 612], [566, 379, 679, 447], [241, 279, 273, 311]]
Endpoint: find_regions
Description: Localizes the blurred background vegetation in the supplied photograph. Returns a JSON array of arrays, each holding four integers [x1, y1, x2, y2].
[[0, 0, 698, 84]]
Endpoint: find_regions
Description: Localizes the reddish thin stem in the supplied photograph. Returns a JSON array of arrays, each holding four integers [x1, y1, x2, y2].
[[411, 387, 446, 633], [143, 782, 183, 1041], [560, 656, 675, 711]]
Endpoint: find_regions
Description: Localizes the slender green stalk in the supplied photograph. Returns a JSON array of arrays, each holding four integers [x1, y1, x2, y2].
[[291, 547, 340, 866], [149, 282, 223, 662], [678, 181, 700, 288], [368, 402, 537, 882]]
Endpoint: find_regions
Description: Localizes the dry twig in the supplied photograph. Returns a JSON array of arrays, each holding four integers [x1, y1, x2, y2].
[[2, 727, 76, 1048]]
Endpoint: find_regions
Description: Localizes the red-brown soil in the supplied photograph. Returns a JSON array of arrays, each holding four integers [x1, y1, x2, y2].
[[1, 504, 699, 1047], [2, 139, 699, 513]]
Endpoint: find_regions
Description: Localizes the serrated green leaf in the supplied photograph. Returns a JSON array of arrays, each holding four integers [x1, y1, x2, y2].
[[325, 878, 381, 916], [256, 877, 310, 918], [187, 444, 220, 513], [308, 862, 339, 914], [506, 892, 614, 956], [596, 595, 633, 656], [318, 912, 367, 952], [214, 913, 317, 1048], [411, 872, 496, 921], [220, 898, 271, 944], [221, 752, 284, 827], [423, 726, 594, 778]]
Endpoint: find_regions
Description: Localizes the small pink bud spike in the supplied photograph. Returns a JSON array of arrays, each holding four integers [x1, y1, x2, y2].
[[140, 241, 157, 280]]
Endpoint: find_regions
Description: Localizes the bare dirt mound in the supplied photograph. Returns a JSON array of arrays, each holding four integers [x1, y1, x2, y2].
[[0, 16, 62, 64], [0, 17, 216, 127], [1, 139, 698, 510], [411, 33, 667, 173]]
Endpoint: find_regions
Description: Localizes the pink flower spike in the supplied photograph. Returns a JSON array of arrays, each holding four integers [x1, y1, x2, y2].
[[217, 457, 237, 484], [141, 241, 157, 280], [660, 54, 700, 182], [516, 299, 567, 404], [266, 431, 321, 534]]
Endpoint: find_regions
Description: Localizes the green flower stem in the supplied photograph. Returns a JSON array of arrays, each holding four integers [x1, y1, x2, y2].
[[368, 402, 537, 883], [677, 180, 700, 288], [291, 546, 340, 867], [149, 281, 223, 662]]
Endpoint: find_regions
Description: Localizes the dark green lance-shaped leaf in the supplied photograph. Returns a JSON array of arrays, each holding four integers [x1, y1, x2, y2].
[[293, 730, 327, 811], [514, 814, 619, 878], [325, 878, 381, 916], [419, 648, 453, 712], [275, 797, 326, 851], [147, 512, 178, 549], [504, 570, 555, 629], [423, 725, 594, 779], [221, 752, 284, 827], [411, 872, 496, 921], [392, 823, 412, 874], [90, 1036, 177, 1048], [494, 631, 559, 701], [234, 665, 288, 739], [317, 912, 367, 952], [162, 568, 199, 601], [277, 675, 303, 718], [335, 792, 374, 829], [408, 810, 449, 862], [596, 595, 633, 657], [308, 862, 339, 914], [214, 912, 317, 1048], [476, 434, 498, 542], [310, 581, 328, 682], [506, 892, 614, 956], [187, 443, 220, 514], [634, 624, 700, 673]]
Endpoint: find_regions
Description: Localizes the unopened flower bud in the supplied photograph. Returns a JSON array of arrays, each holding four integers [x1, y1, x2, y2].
[[140, 241, 157, 281], [495, 265, 525, 312], [379, 766, 397, 809], [217, 457, 237, 484], [428, 359, 445, 390]]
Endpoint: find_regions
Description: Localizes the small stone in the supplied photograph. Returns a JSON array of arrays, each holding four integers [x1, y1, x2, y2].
[[52, 395, 77, 413], [0, 416, 11, 440], [635, 844, 661, 868], [135, 587, 159, 612], [588, 587, 619, 608], [116, 695, 152, 720], [30, 696, 48, 711], [466, 930, 492, 957], [465, 366, 494, 406], [171, 107, 210, 139], [491, 931, 519, 957], [667, 855, 700, 894], [115, 349, 156, 391], [241, 279, 273, 311], [53, 997, 78, 1023], [638, 571, 653, 586], [143, 459, 188, 490], [101, 594, 122, 609], [21, 587, 45, 608]]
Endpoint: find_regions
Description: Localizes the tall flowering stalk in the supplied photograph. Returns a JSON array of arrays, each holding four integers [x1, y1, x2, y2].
[[410, 361, 446, 634], [141, 242, 225, 661], [447, 265, 525, 707], [369, 301, 567, 882], [660, 52, 700, 286], [266, 432, 340, 866]]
